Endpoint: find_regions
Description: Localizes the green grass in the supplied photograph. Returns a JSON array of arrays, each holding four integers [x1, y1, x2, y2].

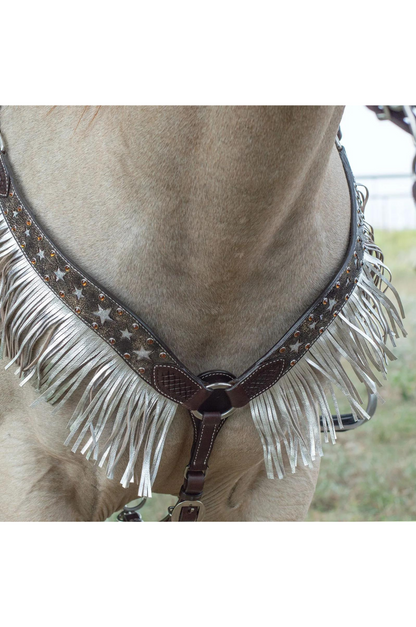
[[308, 230, 416, 521], [110, 231, 416, 522]]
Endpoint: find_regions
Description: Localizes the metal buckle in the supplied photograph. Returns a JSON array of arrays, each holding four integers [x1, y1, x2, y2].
[[170, 500, 206, 522], [191, 381, 235, 420]]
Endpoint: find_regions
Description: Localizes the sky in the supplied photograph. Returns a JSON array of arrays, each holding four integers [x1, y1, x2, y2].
[[340, 106, 416, 229], [341, 106, 415, 176]]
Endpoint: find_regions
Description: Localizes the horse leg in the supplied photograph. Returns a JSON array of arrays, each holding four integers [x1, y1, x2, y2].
[[0, 369, 139, 521], [203, 457, 321, 522]]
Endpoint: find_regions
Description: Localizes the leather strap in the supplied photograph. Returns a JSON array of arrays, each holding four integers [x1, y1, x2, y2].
[[168, 411, 225, 522]]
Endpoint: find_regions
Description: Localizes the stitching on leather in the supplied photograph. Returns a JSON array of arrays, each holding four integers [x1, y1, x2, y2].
[[0, 156, 8, 196], [194, 422, 206, 465], [243, 359, 285, 400], [153, 364, 204, 404], [203, 424, 218, 465]]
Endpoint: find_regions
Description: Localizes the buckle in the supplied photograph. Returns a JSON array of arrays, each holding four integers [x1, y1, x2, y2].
[[169, 500, 206, 522]]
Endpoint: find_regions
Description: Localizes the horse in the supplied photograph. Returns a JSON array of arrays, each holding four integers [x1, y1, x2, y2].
[[0, 106, 366, 521]]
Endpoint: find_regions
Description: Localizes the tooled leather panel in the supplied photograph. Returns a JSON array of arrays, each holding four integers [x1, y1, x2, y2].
[[153, 365, 208, 405], [240, 359, 286, 398], [0, 152, 203, 397]]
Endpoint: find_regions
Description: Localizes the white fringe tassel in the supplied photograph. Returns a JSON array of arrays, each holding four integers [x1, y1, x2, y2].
[[250, 216, 406, 480], [0, 211, 177, 497]]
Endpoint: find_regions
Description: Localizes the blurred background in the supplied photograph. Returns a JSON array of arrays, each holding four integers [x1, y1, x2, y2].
[[110, 106, 416, 522]]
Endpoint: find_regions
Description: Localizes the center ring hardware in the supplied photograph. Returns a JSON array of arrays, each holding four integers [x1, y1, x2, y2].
[[191, 381, 236, 420]]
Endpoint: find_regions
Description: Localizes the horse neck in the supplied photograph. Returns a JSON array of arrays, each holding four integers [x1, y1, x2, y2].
[[0, 106, 350, 374]]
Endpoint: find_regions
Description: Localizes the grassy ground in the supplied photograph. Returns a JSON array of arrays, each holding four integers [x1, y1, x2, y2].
[[110, 231, 416, 522]]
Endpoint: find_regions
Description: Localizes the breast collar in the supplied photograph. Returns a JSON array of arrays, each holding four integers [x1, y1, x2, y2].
[[0, 136, 406, 521]]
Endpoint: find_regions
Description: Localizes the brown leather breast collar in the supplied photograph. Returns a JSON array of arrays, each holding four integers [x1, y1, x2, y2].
[[0, 146, 364, 413], [0, 128, 406, 522]]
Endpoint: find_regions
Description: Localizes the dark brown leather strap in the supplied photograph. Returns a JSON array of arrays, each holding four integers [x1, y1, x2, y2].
[[168, 411, 225, 522]]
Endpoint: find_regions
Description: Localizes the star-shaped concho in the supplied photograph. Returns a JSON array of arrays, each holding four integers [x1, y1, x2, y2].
[[73, 287, 84, 300], [93, 306, 113, 325], [55, 268, 66, 282], [327, 297, 337, 311], [37, 249, 45, 260], [120, 328, 133, 340], [290, 339, 302, 353], [134, 347, 152, 361]]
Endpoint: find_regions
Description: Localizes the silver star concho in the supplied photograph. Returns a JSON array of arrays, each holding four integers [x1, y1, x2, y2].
[[73, 287, 84, 300], [55, 268, 66, 282], [290, 339, 302, 353], [327, 297, 337, 311], [120, 328, 133, 340], [37, 249, 45, 260], [93, 306, 113, 326], [134, 347, 152, 361]]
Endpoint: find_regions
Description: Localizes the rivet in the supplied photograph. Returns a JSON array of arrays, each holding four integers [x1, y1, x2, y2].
[[50, 250, 56, 257], [124, 353, 131, 359], [138, 367, 146, 375], [31, 258, 36, 265], [132, 323, 139, 330], [354, 277, 359, 284], [308, 315, 314, 322], [99, 293, 105, 301], [345, 294, 349, 301], [92, 322, 99, 330], [147, 338, 155, 345], [65, 265, 70, 272], [44, 275, 50, 282], [11, 225, 16, 231], [294, 331, 300, 338], [26, 220, 32, 226], [3, 209, 8, 215], [109, 338, 116, 345], [290, 360, 296, 366], [75, 307, 81, 314], [336, 282, 340, 289], [21, 243, 25, 249], [346, 267, 351, 273], [305, 343, 311, 350], [37, 235, 43, 241], [159, 351, 167, 359], [279, 347, 286, 354], [354, 251, 358, 258], [9, 191, 14, 197], [59, 290, 65, 298], [17, 206, 22, 212], [360, 260, 364, 266], [116, 308, 123, 316], [333, 312, 338, 317], [319, 327, 324, 333], [323, 298, 328, 305], [81, 279, 87, 287]]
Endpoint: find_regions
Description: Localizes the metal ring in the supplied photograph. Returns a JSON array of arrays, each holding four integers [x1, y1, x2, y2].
[[191, 381, 236, 420]]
